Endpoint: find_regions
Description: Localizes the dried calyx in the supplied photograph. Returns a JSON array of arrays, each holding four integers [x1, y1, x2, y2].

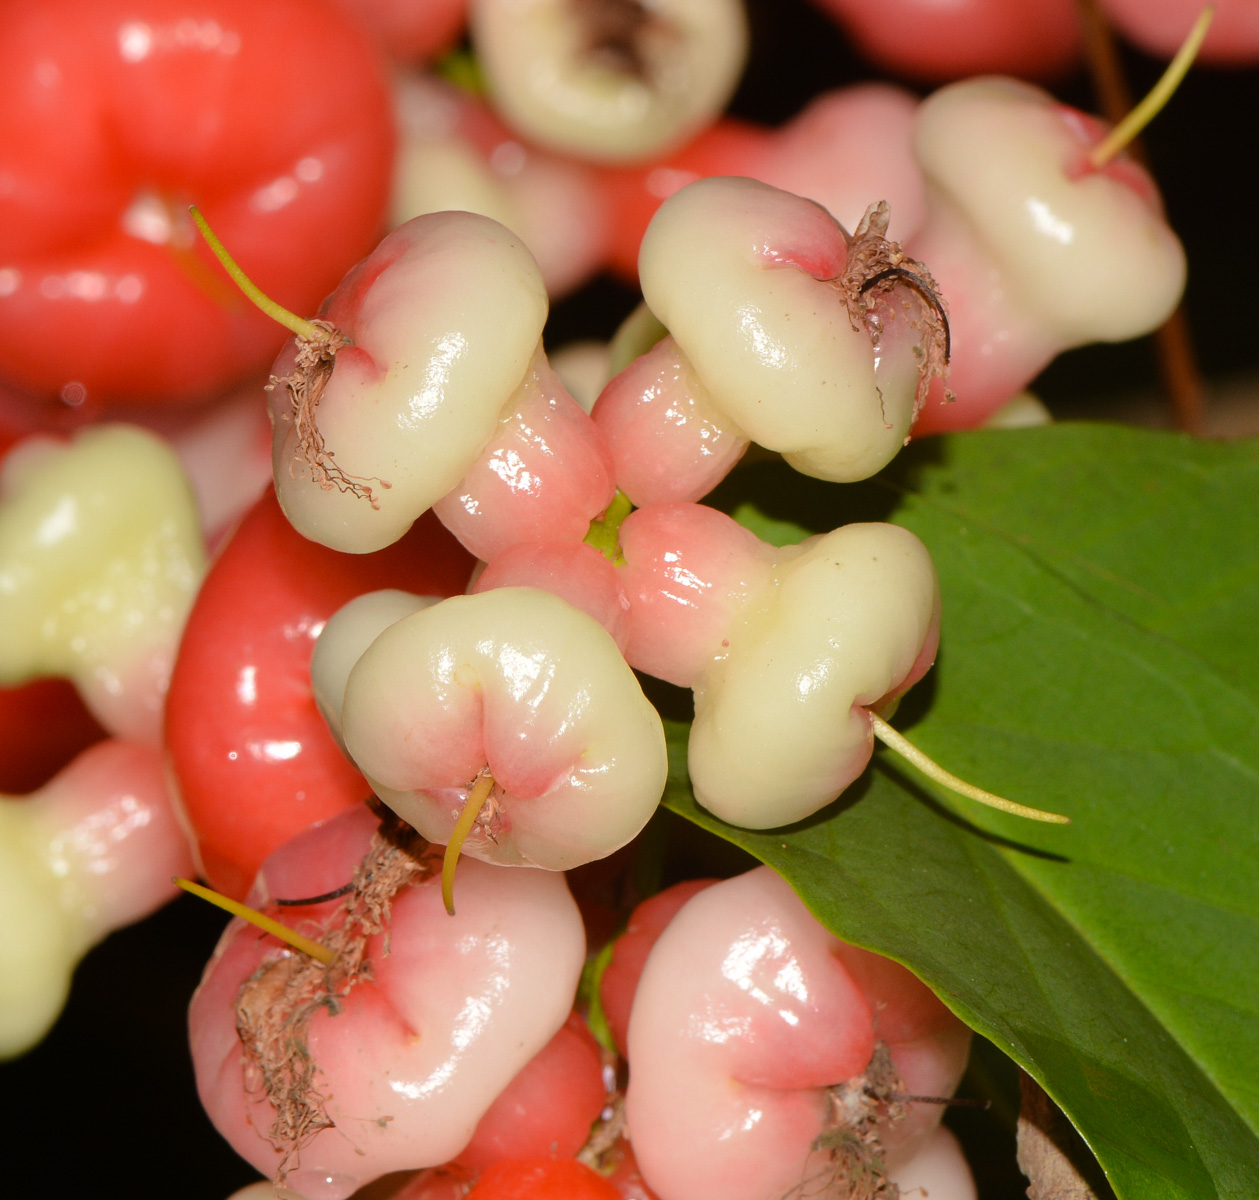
[[834, 200, 953, 414], [234, 809, 441, 1179], [269, 320, 391, 508], [786, 1044, 907, 1200], [574, 0, 667, 76], [188, 205, 388, 508]]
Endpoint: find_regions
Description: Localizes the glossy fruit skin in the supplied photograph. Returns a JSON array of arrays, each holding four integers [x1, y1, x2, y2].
[[1101, 0, 1259, 64], [0, 678, 107, 795], [599, 880, 717, 1057], [810, 0, 1081, 82], [452, 1011, 607, 1173], [0, 0, 394, 411], [332, 0, 466, 62], [466, 1158, 624, 1200], [164, 490, 472, 899]]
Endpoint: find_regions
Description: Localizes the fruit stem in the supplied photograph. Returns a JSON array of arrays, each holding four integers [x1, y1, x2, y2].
[[1088, 5, 1214, 169], [868, 714, 1070, 825], [442, 771, 497, 916], [584, 490, 635, 562], [172, 877, 336, 964], [188, 205, 324, 342]]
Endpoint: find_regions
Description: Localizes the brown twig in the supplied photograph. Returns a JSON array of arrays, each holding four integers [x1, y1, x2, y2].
[[1075, 0, 1207, 434]]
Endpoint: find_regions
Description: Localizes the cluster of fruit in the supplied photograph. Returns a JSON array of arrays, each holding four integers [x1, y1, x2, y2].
[[0, 0, 1230, 1197]]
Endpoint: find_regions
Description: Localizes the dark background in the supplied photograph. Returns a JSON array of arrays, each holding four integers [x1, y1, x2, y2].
[[1, 0, 1248, 1195]]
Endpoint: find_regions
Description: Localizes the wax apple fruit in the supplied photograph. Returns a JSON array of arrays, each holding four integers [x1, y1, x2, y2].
[[636, 177, 940, 485], [268, 211, 548, 553], [809, 0, 1081, 83], [0, 424, 205, 746], [0, 739, 193, 1058], [335, 587, 668, 871], [0, 0, 394, 410], [599, 83, 926, 284], [470, 0, 748, 163], [165, 491, 472, 899], [191, 805, 587, 1199], [393, 74, 610, 298], [907, 77, 1186, 432], [625, 867, 970, 1200]]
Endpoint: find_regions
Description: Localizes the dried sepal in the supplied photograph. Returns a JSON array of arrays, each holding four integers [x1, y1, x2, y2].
[[833, 201, 954, 420], [268, 320, 392, 509]]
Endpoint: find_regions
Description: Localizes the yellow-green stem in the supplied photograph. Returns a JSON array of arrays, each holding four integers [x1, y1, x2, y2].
[[173, 876, 336, 964], [584, 490, 634, 563], [188, 205, 324, 342], [441, 772, 497, 916], [1088, 5, 1215, 168], [869, 714, 1070, 825]]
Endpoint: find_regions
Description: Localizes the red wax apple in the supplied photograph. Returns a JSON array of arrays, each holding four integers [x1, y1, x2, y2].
[[0, 0, 394, 411], [165, 490, 472, 899], [332, 0, 466, 63], [808, 0, 1081, 82], [0, 677, 107, 796], [464, 1159, 625, 1200], [451, 1011, 607, 1173]]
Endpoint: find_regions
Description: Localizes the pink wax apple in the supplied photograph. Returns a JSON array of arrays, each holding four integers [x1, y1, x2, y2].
[[0, 424, 206, 747], [614, 503, 940, 829], [599, 878, 717, 1057], [616, 503, 777, 687], [591, 336, 750, 508], [393, 74, 610, 298], [165, 490, 472, 900], [431, 348, 617, 563], [469, 0, 748, 164], [809, 0, 1081, 83], [1, 738, 194, 1057], [906, 77, 1186, 433], [624, 867, 971, 1200], [1101, 0, 1259, 64], [190, 804, 587, 1200], [471, 540, 632, 654], [600, 83, 926, 285]]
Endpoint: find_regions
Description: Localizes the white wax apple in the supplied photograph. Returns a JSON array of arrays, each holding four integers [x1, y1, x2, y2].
[[688, 521, 939, 828], [310, 588, 439, 750], [0, 425, 205, 745], [268, 211, 548, 554], [908, 76, 1187, 431], [470, 0, 748, 163], [615, 504, 938, 829], [549, 339, 611, 414], [637, 176, 936, 486], [626, 867, 971, 1200], [0, 739, 194, 1058], [337, 587, 667, 870]]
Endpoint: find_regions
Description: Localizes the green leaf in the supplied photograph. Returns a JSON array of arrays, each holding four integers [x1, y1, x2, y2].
[[672, 424, 1259, 1199]]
